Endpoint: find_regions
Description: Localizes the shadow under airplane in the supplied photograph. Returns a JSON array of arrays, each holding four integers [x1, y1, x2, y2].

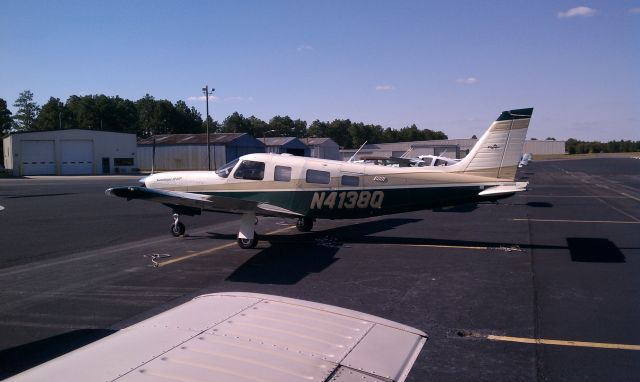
[[225, 218, 421, 285], [0, 329, 115, 379]]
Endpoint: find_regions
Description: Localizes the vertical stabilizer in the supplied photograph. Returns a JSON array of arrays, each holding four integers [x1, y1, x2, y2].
[[457, 108, 533, 180]]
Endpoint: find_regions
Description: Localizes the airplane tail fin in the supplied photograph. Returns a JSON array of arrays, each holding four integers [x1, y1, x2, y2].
[[456, 108, 533, 180]]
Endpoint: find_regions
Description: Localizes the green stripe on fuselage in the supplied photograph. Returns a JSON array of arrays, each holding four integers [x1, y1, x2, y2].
[[202, 186, 511, 219]]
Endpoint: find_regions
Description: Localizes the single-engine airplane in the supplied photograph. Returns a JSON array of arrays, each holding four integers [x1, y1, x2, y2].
[[107, 108, 533, 249]]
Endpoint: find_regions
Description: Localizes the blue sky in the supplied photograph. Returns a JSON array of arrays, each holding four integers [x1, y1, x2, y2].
[[1, 1, 638, 140]]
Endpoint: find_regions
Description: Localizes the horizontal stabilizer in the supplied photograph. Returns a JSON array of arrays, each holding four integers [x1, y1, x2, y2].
[[478, 182, 529, 196]]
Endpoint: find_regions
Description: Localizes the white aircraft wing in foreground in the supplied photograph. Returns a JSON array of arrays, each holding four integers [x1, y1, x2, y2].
[[7, 293, 427, 382]]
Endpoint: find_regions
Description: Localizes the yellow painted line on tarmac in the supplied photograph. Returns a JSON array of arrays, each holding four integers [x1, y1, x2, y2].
[[486, 335, 640, 351], [513, 218, 640, 224], [158, 225, 297, 267]]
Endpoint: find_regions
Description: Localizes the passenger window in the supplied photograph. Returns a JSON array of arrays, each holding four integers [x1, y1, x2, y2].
[[341, 175, 359, 187], [306, 169, 330, 184], [233, 160, 265, 180], [274, 165, 292, 182]]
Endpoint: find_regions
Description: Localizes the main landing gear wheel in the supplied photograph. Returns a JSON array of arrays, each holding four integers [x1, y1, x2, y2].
[[296, 217, 314, 232], [237, 234, 259, 249], [171, 213, 185, 237]]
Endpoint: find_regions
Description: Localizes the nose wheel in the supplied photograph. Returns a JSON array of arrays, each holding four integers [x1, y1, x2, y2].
[[296, 217, 314, 232], [237, 234, 259, 249], [171, 213, 186, 237]]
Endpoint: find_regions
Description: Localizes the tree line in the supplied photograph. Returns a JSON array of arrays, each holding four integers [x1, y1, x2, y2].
[[1, 90, 447, 149], [565, 138, 640, 154], [4, 90, 637, 154]]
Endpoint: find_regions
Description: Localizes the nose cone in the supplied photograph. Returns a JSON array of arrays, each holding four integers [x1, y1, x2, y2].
[[138, 176, 149, 187]]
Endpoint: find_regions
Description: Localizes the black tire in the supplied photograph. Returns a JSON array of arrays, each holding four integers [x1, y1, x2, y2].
[[296, 217, 314, 232], [171, 221, 186, 237], [237, 234, 259, 249]]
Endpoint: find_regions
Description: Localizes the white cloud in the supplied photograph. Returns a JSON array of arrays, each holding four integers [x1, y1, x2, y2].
[[297, 45, 313, 52], [224, 96, 254, 102], [558, 6, 597, 18], [375, 85, 395, 91], [629, 7, 640, 14], [186, 95, 218, 102], [456, 77, 478, 85]]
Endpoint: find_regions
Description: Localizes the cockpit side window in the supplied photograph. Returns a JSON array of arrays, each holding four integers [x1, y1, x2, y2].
[[341, 175, 359, 186], [215, 158, 239, 178], [233, 160, 265, 180], [306, 169, 330, 184], [274, 165, 292, 182]]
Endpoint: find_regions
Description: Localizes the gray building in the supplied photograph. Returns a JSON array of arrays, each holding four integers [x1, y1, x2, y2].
[[303, 137, 341, 160], [340, 139, 566, 161], [262, 137, 309, 156], [2, 129, 137, 176], [137, 133, 265, 171], [341, 141, 460, 161]]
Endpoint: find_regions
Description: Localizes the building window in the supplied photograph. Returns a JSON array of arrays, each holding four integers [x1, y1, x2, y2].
[[233, 160, 265, 180], [114, 158, 134, 166], [306, 169, 330, 184], [274, 165, 292, 182], [341, 175, 359, 187]]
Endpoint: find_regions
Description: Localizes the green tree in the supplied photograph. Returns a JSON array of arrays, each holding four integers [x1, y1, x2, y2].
[[291, 119, 307, 137], [36, 97, 73, 130], [0, 98, 12, 135], [222, 112, 251, 134], [248, 115, 268, 137], [12, 90, 40, 131], [268, 115, 296, 136], [327, 119, 352, 148], [201, 115, 220, 133], [174, 100, 203, 134], [308, 120, 329, 138], [66, 95, 98, 130]]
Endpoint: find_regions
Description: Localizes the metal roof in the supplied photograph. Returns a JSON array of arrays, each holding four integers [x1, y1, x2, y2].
[[2, 128, 135, 139], [262, 136, 299, 146], [302, 137, 338, 146], [137, 133, 250, 145]]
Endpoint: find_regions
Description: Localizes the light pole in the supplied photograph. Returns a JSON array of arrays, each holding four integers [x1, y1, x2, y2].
[[202, 85, 215, 171]]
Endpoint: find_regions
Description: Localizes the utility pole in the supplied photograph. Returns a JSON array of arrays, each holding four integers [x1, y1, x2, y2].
[[202, 85, 215, 171]]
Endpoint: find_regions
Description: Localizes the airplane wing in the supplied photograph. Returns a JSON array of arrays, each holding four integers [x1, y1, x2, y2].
[[106, 186, 302, 218], [7, 292, 427, 382]]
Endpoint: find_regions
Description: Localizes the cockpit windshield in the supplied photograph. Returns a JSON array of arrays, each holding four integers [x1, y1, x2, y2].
[[215, 158, 239, 178]]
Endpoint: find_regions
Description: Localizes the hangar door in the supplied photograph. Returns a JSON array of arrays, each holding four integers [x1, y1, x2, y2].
[[21, 140, 56, 175], [61, 140, 94, 175]]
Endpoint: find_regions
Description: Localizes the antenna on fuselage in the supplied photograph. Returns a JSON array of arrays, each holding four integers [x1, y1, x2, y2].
[[348, 141, 368, 162]]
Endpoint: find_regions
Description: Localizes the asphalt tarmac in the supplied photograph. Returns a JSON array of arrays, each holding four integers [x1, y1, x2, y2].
[[0, 157, 639, 381]]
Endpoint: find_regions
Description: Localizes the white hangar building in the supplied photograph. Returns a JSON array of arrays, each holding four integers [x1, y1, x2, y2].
[[2, 129, 137, 176]]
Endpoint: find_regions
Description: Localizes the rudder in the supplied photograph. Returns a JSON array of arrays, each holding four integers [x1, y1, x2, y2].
[[457, 108, 533, 180]]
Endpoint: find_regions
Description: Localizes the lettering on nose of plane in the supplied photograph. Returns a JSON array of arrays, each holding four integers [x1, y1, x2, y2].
[[487, 144, 500, 149]]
